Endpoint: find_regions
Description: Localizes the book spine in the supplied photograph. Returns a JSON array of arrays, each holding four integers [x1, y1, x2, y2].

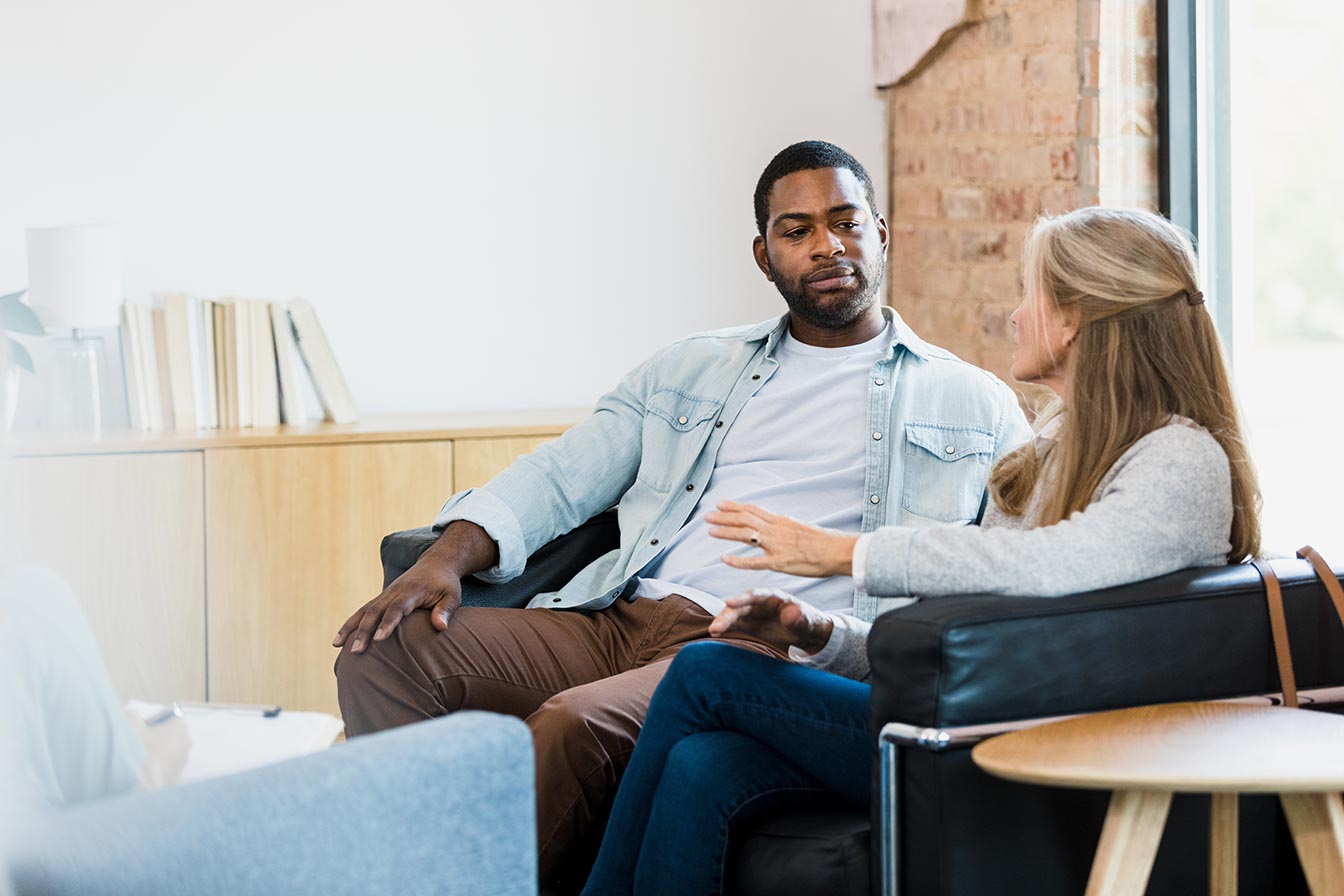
[[235, 299, 253, 428], [119, 303, 146, 430], [151, 304, 175, 430], [161, 293, 197, 430], [251, 300, 280, 427], [288, 298, 358, 424], [197, 298, 219, 429], [270, 302, 307, 425], [135, 304, 164, 431], [214, 302, 232, 429]]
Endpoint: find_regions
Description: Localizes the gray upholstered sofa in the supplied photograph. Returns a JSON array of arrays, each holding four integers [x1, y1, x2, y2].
[[5, 711, 536, 896]]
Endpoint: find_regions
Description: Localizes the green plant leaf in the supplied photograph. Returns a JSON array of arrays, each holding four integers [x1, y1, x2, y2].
[[0, 298, 45, 335], [10, 339, 34, 373]]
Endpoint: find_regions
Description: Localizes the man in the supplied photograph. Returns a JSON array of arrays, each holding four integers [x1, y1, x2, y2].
[[334, 141, 1031, 881]]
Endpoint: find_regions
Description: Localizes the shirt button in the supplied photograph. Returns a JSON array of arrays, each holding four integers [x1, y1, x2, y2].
[[874, 378, 885, 386], [552, 597, 562, 603], [715, 420, 723, 428], [752, 374, 761, 380], [650, 539, 659, 546], [678, 415, 688, 425], [945, 445, 956, 454], [686, 484, 695, 491], [870, 495, 880, 504], [872, 432, 882, 441]]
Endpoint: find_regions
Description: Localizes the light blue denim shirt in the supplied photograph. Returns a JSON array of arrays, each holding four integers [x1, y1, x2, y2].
[[434, 307, 1032, 617]]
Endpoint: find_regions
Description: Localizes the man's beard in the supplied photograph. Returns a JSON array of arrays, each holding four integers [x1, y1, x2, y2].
[[768, 253, 886, 330]]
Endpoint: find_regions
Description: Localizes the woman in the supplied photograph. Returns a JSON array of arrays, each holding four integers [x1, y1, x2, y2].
[[579, 206, 1262, 895]]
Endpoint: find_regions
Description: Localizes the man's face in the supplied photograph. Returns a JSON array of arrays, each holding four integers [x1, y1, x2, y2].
[[753, 167, 889, 330]]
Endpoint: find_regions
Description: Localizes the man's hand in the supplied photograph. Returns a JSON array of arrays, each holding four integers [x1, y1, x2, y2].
[[332, 520, 498, 654], [332, 563, 463, 654], [708, 588, 835, 655], [706, 500, 858, 578]]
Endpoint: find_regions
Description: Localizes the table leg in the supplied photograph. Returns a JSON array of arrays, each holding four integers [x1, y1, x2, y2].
[[1209, 793, 1238, 896], [1085, 789, 1173, 896], [1281, 792, 1344, 895]]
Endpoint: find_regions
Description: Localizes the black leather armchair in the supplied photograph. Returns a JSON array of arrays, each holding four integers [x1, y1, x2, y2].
[[381, 514, 873, 895], [868, 558, 1344, 896], [381, 520, 1344, 895]]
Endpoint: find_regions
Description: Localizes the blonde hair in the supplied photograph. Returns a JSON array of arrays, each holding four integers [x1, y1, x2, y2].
[[989, 207, 1262, 562]]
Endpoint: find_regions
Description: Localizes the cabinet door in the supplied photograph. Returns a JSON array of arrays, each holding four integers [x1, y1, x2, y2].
[[205, 441, 453, 715], [5, 452, 206, 704], [453, 436, 556, 490]]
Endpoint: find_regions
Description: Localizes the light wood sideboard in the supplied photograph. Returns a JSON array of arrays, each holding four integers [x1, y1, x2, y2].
[[6, 410, 585, 718]]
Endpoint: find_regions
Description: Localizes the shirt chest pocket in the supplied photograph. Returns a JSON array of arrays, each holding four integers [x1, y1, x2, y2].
[[636, 389, 723, 492], [901, 422, 996, 523]]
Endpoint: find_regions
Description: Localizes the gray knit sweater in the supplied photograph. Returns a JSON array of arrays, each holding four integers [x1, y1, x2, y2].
[[805, 416, 1235, 681]]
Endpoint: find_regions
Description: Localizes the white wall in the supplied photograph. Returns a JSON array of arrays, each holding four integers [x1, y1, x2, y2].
[[0, 0, 886, 413]]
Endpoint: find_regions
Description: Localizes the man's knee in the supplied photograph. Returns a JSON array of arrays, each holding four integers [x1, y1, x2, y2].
[[528, 687, 638, 761], [529, 689, 600, 744], [333, 610, 470, 717]]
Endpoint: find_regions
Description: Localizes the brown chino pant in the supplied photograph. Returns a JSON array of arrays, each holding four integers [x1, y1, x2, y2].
[[333, 594, 788, 881]]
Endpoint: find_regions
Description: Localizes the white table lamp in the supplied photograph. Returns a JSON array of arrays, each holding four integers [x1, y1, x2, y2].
[[25, 223, 125, 430]]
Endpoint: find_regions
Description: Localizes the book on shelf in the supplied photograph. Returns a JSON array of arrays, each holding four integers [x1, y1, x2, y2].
[[150, 306, 175, 429], [211, 304, 229, 429], [219, 301, 238, 428], [288, 298, 358, 425], [196, 298, 219, 430], [132, 303, 164, 431], [250, 300, 280, 428], [159, 292, 197, 430], [117, 295, 356, 431], [119, 304, 149, 430], [233, 299, 254, 429], [270, 302, 307, 425]]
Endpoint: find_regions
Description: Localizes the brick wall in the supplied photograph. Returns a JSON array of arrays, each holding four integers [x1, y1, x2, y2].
[[883, 0, 1101, 387]]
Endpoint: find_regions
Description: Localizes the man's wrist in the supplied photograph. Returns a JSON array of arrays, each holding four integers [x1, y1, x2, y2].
[[423, 520, 498, 579]]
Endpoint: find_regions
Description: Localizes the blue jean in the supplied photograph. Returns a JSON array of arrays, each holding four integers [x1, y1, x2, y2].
[[580, 640, 872, 896]]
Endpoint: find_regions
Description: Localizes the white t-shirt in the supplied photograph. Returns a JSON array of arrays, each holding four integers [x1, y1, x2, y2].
[[633, 322, 889, 615]]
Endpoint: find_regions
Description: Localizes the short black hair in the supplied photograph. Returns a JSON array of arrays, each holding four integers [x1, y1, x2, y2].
[[753, 141, 878, 237]]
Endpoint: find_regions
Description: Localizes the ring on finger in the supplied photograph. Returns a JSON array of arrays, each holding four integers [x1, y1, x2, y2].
[[748, 531, 761, 547]]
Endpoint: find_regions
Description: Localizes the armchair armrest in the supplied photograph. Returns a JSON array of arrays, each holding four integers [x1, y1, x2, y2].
[[868, 559, 1344, 730], [7, 712, 536, 896], [380, 509, 620, 609]]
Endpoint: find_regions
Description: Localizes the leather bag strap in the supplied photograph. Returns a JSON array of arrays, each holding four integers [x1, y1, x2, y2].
[[1252, 557, 1299, 708], [1297, 545, 1344, 628]]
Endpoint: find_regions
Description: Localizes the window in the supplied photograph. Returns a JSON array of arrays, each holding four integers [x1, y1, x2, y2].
[[1162, 0, 1344, 557]]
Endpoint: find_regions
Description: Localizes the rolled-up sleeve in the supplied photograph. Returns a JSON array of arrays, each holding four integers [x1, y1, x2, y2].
[[433, 488, 530, 583], [789, 612, 875, 681]]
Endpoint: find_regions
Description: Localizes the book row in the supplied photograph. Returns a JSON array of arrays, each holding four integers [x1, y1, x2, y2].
[[119, 295, 357, 430]]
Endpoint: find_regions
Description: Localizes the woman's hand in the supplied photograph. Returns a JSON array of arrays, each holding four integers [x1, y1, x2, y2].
[[126, 710, 191, 790], [707, 500, 858, 578], [708, 588, 835, 655]]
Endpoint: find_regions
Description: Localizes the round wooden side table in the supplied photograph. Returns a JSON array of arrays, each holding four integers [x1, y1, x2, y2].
[[972, 702, 1344, 895]]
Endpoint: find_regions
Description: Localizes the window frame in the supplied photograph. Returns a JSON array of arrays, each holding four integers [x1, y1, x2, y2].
[[1158, 0, 1234, 350]]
